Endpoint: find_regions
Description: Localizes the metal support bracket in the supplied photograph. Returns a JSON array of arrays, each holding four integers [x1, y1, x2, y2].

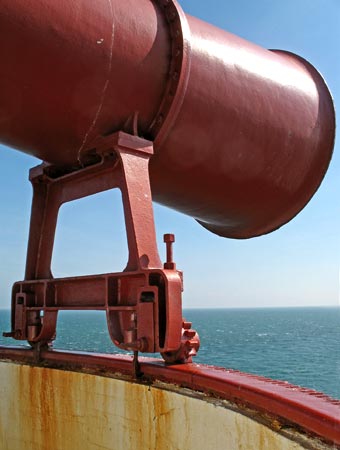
[[4, 132, 199, 363]]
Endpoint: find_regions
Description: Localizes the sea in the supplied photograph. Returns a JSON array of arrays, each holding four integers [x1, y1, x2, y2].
[[1, 307, 339, 400]]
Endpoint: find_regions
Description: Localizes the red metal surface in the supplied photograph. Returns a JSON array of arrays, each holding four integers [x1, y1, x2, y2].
[[161, 320, 200, 363], [4, 132, 199, 362], [0, 0, 335, 238], [1, 347, 339, 446], [0, 2, 337, 440]]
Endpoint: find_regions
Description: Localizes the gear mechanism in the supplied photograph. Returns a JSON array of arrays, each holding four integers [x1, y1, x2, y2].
[[161, 320, 200, 364]]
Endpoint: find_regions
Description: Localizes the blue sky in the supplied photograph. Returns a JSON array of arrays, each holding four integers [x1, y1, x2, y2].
[[0, 0, 339, 309]]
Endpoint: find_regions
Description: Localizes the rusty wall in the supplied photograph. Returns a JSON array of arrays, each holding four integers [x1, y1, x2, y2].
[[0, 361, 328, 450]]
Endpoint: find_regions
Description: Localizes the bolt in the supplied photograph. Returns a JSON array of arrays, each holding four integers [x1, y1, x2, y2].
[[163, 234, 176, 270], [172, 71, 179, 81]]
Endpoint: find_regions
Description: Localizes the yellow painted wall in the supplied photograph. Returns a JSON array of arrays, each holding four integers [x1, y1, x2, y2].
[[0, 361, 323, 450]]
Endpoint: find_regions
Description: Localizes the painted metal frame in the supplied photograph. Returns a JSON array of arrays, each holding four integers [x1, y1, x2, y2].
[[3, 132, 199, 363]]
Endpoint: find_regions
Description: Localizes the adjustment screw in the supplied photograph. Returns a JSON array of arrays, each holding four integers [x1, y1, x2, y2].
[[163, 234, 176, 270]]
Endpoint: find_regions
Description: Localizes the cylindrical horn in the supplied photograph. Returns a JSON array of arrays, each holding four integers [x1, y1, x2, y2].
[[0, 0, 335, 238]]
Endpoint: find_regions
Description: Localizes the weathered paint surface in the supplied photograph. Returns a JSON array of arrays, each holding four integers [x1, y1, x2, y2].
[[0, 361, 326, 450], [0, 0, 336, 238]]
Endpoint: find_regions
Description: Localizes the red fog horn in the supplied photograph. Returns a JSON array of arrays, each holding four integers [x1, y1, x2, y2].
[[0, 0, 335, 238]]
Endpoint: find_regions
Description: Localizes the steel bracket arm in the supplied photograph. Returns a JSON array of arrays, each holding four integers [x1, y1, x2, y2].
[[4, 132, 199, 363]]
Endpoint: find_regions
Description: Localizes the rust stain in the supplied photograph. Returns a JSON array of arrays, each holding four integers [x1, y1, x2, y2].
[[0, 362, 331, 450]]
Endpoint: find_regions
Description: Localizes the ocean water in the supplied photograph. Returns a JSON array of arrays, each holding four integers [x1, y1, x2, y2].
[[1, 307, 339, 400]]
